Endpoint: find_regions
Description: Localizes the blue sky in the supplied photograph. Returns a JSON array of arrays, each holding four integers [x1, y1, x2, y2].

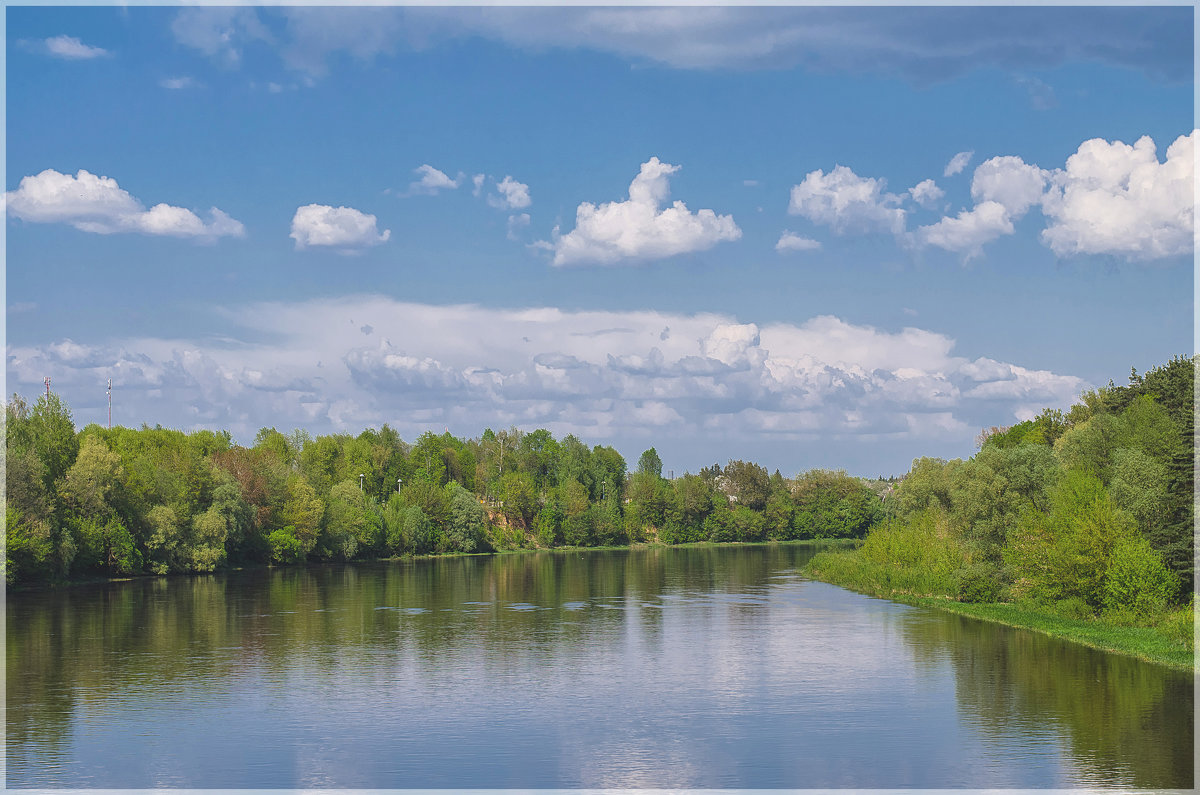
[[4, 5, 1195, 477]]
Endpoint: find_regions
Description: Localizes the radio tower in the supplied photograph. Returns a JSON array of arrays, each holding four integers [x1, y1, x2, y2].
[[44, 376, 50, 398], [107, 378, 112, 429]]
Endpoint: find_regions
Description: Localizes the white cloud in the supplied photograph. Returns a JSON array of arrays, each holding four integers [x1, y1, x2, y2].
[[944, 150, 974, 177], [471, 174, 486, 196], [970, 155, 1048, 217], [408, 7, 1189, 80], [278, 7, 406, 76], [908, 178, 944, 208], [1040, 131, 1195, 260], [6, 297, 1086, 469], [42, 35, 109, 59], [788, 165, 907, 235], [289, 204, 390, 250], [775, 231, 821, 252], [159, 76, 199, 90], [4, 169, 244, 240], [917, 201, 1014, 258], [506, 213, 531, 241], [920, 131, 1196, 260], [164, 7, 1189, 82], [547, 157, 741, 266], [170, 7, 271, 67], [488, 176, 532, 210], [409, 164, 460, 194]]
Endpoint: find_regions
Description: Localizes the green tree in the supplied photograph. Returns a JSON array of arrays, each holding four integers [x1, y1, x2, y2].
[[499, 471, 537, 529], [280, 474, 324, 555], [1004, 472, 1136, 610], [722, 459, 770, 510], [636, 447, 663, 478], [443, 482, 487, 553], [321, 480, 383, 560]]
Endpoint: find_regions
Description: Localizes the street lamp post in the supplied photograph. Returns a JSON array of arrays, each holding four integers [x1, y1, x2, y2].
[[359, 473, 364, 492]]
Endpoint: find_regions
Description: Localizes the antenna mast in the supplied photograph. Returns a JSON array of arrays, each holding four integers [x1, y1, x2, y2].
[[107, 378, 112, 429], [44, 376, 50, 398]]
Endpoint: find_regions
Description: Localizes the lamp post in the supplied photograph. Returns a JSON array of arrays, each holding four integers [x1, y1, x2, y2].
[[397, 478, 403, 494], [359, 473, 364, 492]]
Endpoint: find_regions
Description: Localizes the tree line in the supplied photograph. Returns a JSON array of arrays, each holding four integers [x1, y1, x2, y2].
[[809, 355, 1194, 638], [5, 397, 882, 586]]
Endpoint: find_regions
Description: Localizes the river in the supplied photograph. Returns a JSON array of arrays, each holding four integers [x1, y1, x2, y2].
[[6, 544, 1194, 788]]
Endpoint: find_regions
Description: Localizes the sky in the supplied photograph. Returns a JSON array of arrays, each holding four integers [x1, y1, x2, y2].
[[4, 4, 1196, 478]]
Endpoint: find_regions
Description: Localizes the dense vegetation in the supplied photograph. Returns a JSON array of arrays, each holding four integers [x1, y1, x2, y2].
[[6, 355, 1194, 664], [807, 355, 1195, 658], [4, 395, 881, 587]]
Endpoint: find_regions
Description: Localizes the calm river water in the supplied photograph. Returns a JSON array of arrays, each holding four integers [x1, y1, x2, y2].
[[6, 544, 1194, 788]]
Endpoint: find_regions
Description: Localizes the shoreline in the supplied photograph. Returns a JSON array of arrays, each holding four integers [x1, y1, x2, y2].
[[802, 562, 1195, 672], [5, 537, 858, 593]]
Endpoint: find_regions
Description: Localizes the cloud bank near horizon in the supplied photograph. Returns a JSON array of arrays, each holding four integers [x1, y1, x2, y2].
[[7, 296, 1087, 469]]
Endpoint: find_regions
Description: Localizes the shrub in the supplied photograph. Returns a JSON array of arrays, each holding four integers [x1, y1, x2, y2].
[[1102, 535, 1177, 618], [1157, 599, 1194, 651], [1052, 596, 1094, 620], [268, 527, 304, 564], [954, 562, 1005, 603]]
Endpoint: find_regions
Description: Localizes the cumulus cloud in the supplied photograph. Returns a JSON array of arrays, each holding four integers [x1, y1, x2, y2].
[[1040, 131, 1195, 260], [918, 157, 1046, 256], [547, 157, 741, 266], [775, 231, 821, 252], [970, 155, 1049, 216], [944, 151, 974, 177], [908, 179, 944, 208], [6, 296, 1087, 473], [917, 202, 1014, 258], [920, 131, 1195, 260], [788, 165, 907, 235], [5, 169, 245, 240], [488, 176, 531, 210], [40, 35, 109, 59], [409, 164, 460, 194], [290, 204, 390, 250]]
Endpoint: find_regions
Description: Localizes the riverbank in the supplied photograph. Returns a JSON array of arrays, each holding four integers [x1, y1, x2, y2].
[[804, 552, 1194, 671], [5, 537, 860, 592]]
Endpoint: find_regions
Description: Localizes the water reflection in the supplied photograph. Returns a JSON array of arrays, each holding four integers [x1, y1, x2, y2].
[[897, 607, 1194, 788], [7, 544, 1193, 788]]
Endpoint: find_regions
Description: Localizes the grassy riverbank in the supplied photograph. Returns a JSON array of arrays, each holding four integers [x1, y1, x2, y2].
[[805, 550, 1194, 671]]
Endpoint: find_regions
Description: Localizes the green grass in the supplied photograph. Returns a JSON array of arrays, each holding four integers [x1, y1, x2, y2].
[[806, 550, 1194, 671]]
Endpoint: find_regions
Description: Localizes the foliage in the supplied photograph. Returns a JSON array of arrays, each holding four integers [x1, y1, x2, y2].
[[7, 354, 1189, 637], [268, 527, 304, 564], [1102, 535, 1176, 619], [636, 447, 663, 478]]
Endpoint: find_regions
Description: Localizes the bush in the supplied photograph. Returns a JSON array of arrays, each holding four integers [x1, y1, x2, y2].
[[1157, 599, 1194, 651], [1102, 536, 1176, 618], [1052, 596, 1095, 621], [268, 527, 304, 564], [954, 563, 1005, 603]]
